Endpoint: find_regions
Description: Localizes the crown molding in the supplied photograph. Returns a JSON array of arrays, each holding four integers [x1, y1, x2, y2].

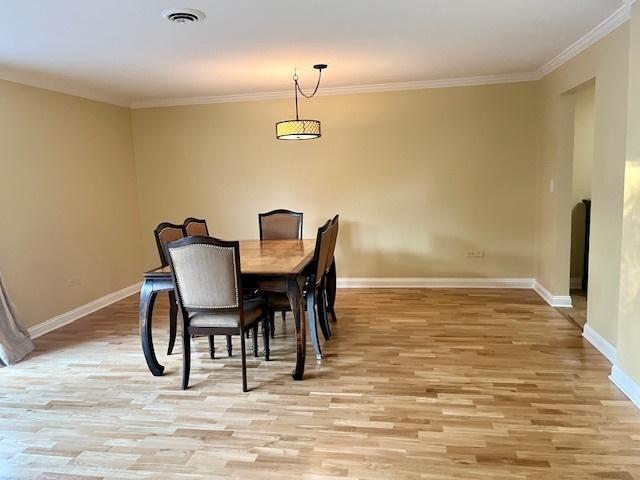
[[537, 0, 635, 78], [3, 1, 635, 109], [130, 0, 635, 109], [0, 70, 130, 107], [130, 89, 291, 109], [129, 71, 539, 109]]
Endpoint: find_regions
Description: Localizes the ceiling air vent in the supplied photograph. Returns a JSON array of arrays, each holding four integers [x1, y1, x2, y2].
[[162, 8, 206, 24]]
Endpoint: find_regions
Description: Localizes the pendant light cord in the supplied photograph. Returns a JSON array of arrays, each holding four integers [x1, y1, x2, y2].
[[295, 68, 323, 99], [294, 75, 299, 120], [292, 68, 323, 120]]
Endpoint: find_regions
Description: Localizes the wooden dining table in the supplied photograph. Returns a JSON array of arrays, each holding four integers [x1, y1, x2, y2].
[[139, 239, 322, 381]]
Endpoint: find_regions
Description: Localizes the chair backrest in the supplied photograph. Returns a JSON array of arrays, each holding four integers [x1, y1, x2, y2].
[[324, 214, 339, 276], [184, 217, 209, 237], [154, 222, 186, 267], [312, 219, 337, 287], [166, 236, 243, 320], [259, 209, 303, 240]]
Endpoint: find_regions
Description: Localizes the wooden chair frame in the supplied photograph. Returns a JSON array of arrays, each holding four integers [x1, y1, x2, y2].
[[183, 217, 209, 237]]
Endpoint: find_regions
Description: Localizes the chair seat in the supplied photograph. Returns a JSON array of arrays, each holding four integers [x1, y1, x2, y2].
[[266, 293, 292, 310], [189, 298, 266, 328]]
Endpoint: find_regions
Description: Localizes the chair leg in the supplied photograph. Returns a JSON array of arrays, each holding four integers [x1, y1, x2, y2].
[[240, 332, 248, 392], [269, 309, 276, 339], [252, 324, 259, 357], [262, 318, 270, 361], [328, 305, 338, 323], [318, 285, 332, 340], [306, 289, 322, 360], [226, 335, 233, 357], [181, 330, 191, 390], [327, 262, 338, 323], [281, 311, 286, 322], [167, 291, 178, 355], [208, 335, 215, 359]]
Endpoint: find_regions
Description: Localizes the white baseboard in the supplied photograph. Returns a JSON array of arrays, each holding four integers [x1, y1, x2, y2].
[[337, 277, 535, 289], [570, 277, 583, 290], [336, 277, 574, 308], [533, 280, 573, 308], [582, 323, 617, 363], [610, 365, 640, 410], [28, 282, 141, 339]]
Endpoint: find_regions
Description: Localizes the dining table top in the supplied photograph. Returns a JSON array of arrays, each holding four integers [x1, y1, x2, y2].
[[146, 239, 317, 277]]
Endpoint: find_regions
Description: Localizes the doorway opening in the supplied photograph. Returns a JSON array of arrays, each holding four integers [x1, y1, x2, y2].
[[559, 80, 595, 329]]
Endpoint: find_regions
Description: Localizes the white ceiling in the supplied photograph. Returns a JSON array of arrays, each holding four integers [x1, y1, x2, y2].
[[0, 0, 628, 106]]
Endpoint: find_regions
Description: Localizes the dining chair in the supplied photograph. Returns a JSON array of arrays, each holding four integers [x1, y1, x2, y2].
[[259, 209, 303, 240], [154, 222, 186, 267], [321, 214, 339, 335], [183, 217, 209, 237], [258, 209, 303, 338], [167, 235, 271, 391], [305, 218, 339, 360], [153, 222, 186, 356], [182, 217, 233, 357]]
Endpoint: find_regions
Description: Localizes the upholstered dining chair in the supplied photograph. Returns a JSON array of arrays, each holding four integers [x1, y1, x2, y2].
[[305, 218, 339, 360], [321, 214, 339, 337], [259, 209, 303, 240], [154, 222, 186, 267], [167, 236, 270, 391], [182, 217, 235, 358], [258, 209, 303, 338], [183, 217, 209, 237], [153, 222, 186, 356]]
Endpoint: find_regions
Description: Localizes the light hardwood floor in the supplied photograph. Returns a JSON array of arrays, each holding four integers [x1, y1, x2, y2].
[[1, 289, 639, 479]]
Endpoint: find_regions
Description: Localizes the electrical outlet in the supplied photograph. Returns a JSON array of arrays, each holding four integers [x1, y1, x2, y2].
[[466, 250, 485, 258], [67, 277, 81, 287]]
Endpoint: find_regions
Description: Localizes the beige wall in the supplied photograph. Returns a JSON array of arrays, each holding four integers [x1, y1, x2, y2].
[[1, 8, 638, 402], [617, 2, 640, 384], [536, 24, 629, 345], [0, 79, 144, 328], [570, 82, 595, 281], [0, 17, 634, 381], [131, 83, 540, 279]]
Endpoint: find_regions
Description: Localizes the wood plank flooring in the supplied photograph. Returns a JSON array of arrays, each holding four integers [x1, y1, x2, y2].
[[1, 288, 639, 479]]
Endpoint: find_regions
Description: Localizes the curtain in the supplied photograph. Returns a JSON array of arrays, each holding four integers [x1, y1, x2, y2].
[[0, 273, 34, 366]]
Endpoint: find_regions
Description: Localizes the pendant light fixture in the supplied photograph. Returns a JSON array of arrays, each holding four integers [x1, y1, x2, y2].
[[276, 64, 327, 140]]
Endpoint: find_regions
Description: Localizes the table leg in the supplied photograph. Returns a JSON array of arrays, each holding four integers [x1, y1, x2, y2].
[[139, 280, 165, 376], [327, 261, 338, 322], [288, 277, 306, 380]]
